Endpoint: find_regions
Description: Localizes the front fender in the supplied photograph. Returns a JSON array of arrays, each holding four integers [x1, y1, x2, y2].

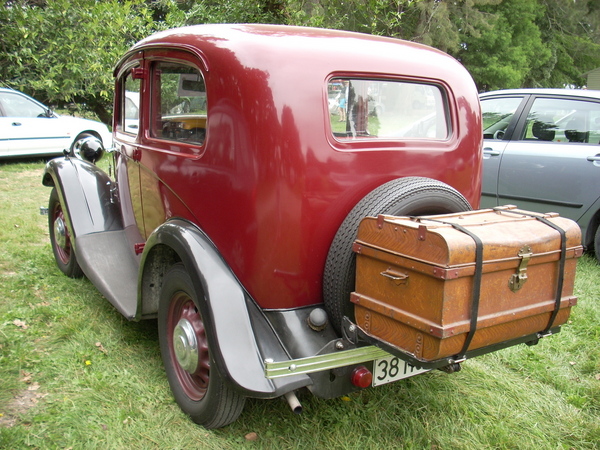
[[42, 156, 122, 239], [141, 219, 310, 398]]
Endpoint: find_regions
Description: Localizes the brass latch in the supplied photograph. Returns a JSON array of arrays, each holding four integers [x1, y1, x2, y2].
[[509, 245, 533, 292]]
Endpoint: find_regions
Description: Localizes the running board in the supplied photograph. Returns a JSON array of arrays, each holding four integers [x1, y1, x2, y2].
[[75, 230, 139, 320]]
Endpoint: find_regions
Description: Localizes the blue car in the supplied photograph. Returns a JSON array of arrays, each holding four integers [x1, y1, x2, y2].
[[480, 88, 600, 260]]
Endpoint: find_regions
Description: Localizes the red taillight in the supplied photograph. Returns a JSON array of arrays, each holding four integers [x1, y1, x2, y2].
[[350, 365, 372, 388]]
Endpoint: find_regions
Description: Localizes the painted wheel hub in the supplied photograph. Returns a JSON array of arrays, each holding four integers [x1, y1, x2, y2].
[[53, 215, 67, 250], [173, 318, 199, 373]]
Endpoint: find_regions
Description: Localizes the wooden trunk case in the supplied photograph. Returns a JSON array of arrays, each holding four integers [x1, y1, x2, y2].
[[351, 206, 583, 362]]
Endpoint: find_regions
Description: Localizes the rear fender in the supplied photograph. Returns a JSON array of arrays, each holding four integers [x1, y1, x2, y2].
[[42, 156, 122, 241], [140, 219, 311, 397]]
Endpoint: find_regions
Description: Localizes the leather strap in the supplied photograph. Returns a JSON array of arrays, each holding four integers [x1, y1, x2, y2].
[[493, 208, 567, 334], [412, 217, 483, 360]]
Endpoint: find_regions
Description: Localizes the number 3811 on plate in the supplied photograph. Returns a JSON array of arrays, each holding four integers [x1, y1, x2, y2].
[[372, 355, 430, 386]]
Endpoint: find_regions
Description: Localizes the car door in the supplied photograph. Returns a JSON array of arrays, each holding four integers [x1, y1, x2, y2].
[[0, 90, 70, 156], [113, 64, 147, 249], [495, 95, 600, 222], [480, 94, 529, 208]]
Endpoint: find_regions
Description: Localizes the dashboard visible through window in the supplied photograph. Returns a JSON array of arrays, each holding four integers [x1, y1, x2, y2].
[[151, 62, 207, 146]]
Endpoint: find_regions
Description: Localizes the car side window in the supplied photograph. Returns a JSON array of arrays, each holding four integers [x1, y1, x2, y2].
[[328, 79, 449, 140], [521, 98, 600, 144], [481, 97, 523, 140], [150, 61, 207, 146], [122, 72, 141, 135], [0, 91, 47, 118]]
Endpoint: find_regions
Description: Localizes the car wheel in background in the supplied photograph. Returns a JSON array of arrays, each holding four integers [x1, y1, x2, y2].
[[594, 225, 600, 263]]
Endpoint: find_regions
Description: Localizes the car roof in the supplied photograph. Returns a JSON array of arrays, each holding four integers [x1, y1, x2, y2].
[[480, 88, 600, 100], [115, 24, 470, 87]]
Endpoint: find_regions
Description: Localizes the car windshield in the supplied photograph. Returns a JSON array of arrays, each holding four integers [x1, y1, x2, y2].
[[0, 91, 48, 118], [329, 79, 449, 140]]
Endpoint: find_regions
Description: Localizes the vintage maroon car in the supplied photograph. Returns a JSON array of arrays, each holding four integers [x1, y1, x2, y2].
[[42, 24, 568, 429]]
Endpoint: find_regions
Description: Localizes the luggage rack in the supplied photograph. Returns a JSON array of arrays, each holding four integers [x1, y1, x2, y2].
[[341, 317, 562, 371], [263, 316, 562, 379]]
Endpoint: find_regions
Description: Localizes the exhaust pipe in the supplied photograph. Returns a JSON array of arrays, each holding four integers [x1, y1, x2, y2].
[[284, 391, 302, 414]]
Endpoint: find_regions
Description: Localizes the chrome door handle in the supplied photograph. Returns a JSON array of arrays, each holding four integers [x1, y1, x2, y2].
[[586, 155, 600, 162], [483, 148, 501, 156]]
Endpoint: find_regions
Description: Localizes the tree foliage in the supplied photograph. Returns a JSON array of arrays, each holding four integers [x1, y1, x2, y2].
[[0, 0, 180, 122], [1, 0, 599, 125]]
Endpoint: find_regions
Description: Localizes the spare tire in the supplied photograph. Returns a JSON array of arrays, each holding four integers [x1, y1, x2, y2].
[[323, 177, 472, 333]]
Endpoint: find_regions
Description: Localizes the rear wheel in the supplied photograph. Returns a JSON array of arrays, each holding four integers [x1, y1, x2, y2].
[[48, 188, 83, 278], [158, 263, 245, 428], [323, 177, 473, 332]]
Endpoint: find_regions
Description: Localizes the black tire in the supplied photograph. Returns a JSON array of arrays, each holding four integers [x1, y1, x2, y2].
[[158, 263, 245, 429], [48, 188, 84, 278], [323, 177, 473, 332], [594, 224, 600, 263]]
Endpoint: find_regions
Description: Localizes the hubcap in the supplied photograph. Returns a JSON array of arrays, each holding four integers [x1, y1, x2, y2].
[[53, 215, 67, 249], [173, 318, 199, 373]]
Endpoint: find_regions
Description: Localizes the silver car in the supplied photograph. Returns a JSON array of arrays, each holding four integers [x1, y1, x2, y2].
[[0, 87, 112, 158], [480, 88, 600, 259]]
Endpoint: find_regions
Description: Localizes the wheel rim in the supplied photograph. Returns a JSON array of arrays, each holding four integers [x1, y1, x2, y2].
[[167, 292, 210, 401], [52, 204, 72, 265]]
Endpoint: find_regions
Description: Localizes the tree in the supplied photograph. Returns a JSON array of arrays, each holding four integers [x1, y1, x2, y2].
[[0, 0, 182, 124], [182, 0, 287, 25], [451, 0, 552, 90], [2, 0, 599, 120], [287, 0, 600, 90], [286, 0, 416, 37], [530, 0, 600, 87]]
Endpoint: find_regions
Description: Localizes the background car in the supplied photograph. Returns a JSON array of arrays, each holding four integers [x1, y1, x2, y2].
[[480, 88, 600, 259], [0, 87, 112, 158]]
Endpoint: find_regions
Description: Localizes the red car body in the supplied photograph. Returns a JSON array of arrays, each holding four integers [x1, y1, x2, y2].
[[43, 24, 483, 428], [113, 24, 482, 310]]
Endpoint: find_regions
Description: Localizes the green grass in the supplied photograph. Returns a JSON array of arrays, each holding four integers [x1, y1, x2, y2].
[[1, 159, 599, 449]]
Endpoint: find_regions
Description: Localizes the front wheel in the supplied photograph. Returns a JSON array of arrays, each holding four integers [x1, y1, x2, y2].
[[158, 263, 245, 428], [48, 188, 83, 278]]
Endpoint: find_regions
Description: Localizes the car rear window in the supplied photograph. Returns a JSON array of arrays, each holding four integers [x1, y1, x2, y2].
[[328, 78, 449, 141]]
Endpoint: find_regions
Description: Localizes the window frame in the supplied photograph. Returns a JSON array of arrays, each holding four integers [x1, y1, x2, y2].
[[148, 58, 208, 152], [325, 75, 453, 149]]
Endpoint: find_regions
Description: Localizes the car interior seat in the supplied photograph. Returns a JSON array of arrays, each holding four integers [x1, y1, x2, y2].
[[564, 115, 589, 143], [532, 120, 556, 141]]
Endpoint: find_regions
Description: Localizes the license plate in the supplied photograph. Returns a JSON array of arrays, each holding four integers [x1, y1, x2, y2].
[[372, 356, 430, 386]]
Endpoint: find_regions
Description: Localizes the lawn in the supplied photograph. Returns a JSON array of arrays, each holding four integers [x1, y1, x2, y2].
[[0, 159, 598, 449]]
